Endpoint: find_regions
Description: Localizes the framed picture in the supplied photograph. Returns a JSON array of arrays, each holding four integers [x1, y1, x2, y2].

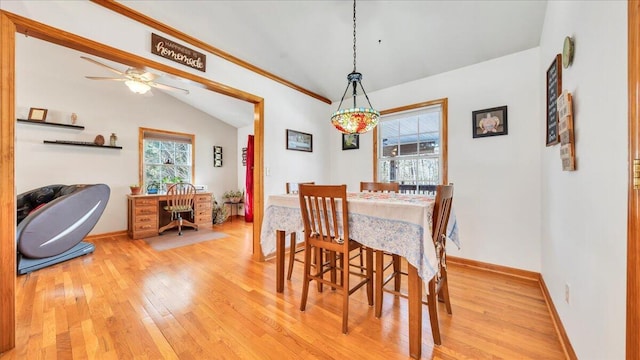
[[342, 134, 359, 150], [242, 147, 247, 166], [213, 146, 223, 167], [472, 106, 508, 138], [286, 129, 312, 152], [546, 54, 562, 146], [28, 108, 48, 121]]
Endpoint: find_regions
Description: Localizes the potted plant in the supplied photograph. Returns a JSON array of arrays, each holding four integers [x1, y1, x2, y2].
[[211, 195, 230, 224], [162, 176, 184, 191], [223, 190, 244, 203], [130, 184, 142, 195]]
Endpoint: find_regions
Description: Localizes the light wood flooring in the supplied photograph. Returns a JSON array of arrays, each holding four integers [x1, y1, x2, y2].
[[1, 219, 566, 359]]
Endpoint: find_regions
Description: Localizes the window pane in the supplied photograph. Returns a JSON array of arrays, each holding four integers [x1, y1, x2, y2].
[[141, 129, 193, 187]]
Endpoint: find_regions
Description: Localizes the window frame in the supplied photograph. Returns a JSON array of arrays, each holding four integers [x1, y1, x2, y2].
[[138, 127, 196, 187], [373, 98, 448, 185]]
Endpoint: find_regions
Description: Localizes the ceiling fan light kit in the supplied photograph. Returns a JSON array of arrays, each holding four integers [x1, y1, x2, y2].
[[81, 56, 189, 95], [330, 0, 379, 135]]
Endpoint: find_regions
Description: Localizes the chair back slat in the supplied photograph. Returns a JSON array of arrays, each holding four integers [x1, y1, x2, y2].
[[166, 183, 196, 210], [360, 182, 399, 193], [299, 184, 348, 248]]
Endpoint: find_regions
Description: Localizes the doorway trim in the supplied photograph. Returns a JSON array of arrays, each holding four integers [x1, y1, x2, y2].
[[0, 10, 265, 351]]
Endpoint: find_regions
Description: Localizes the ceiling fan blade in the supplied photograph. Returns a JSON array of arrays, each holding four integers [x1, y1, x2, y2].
[[149, 82, 190, 94], [85, 76, 127, 81], [80, 56, 125, 76], [139, 72, 160, 82]]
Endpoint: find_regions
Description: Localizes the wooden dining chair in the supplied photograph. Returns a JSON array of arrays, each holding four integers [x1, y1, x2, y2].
[[285, 182, 315, 280], [158, 183, 198, 236], [298, 184, 373, 334], [374, 184, 454, 345], [360, 182, 404, 306]]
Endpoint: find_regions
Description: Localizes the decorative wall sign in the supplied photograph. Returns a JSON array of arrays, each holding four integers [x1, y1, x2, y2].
[[557, 91, 576, 171], [546, 54, 562, 146], [151, 33, 206, 72], [213, 146, 223, 167], [472, 106, 508, 138], [286, 129, 312, 152]]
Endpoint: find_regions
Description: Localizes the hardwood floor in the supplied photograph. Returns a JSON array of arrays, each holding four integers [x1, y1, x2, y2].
[[1, 219, 565, 359]]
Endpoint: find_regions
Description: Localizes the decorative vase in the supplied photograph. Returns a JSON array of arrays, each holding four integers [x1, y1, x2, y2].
[[110, 133, 118, 146], [70, 113, 78, 125], [130, 186, 141, 195]]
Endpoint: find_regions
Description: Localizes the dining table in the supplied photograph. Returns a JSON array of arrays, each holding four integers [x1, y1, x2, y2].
[[260, 191, 459, 359]]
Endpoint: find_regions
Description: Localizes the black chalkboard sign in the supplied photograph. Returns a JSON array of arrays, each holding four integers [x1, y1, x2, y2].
[[546, 54, 562, 146]]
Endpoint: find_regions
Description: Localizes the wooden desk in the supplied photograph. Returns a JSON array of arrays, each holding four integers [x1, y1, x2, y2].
[[127, 192, 212, 239]]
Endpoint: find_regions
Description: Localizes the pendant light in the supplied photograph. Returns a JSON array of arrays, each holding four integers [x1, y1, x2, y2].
[[330, 0, 380, 134]]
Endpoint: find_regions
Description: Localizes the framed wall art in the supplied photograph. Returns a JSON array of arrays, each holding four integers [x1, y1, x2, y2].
[[28, 107, 48, 121], [342, 134, 359, 150], [213, 146, 223, 167], [472, 106, 508, 138], [286, 129, 312, 152], [546, 54, 562, 146]]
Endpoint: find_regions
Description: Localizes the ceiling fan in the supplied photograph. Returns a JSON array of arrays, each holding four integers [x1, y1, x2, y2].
[[81, 56, 189, 95]]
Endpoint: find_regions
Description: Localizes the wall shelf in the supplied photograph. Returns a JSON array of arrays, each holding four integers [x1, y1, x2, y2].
[[43, 140, 122, 149], [17, 118, 85, 130]]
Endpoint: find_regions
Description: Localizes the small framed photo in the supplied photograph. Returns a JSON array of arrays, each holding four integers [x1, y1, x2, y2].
[[286, 129, 312, 152], [472, 106, 508, 138], [242, 147, 247, 166], [214, 159, 222, 167], [213, 146, 223, 167], [28, 108, 48, 121], [342, 134, 359, 150]]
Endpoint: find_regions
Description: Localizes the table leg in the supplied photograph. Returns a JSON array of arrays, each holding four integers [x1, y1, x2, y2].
[[408, 264, 422, 359], [375, 250, 384, 318], [276, 230, 285, 293]]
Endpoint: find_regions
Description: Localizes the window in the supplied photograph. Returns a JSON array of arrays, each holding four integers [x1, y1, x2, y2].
[[139, 128, 195, 187], [376, 99, 447, 188]]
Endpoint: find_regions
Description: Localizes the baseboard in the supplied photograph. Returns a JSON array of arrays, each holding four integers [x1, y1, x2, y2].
[[447, 255, 539, 281], [447, 255, 576, 359], [85, 230, 128, 240]]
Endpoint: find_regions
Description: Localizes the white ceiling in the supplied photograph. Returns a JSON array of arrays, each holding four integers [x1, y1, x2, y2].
[[58, 1, 548, 129]]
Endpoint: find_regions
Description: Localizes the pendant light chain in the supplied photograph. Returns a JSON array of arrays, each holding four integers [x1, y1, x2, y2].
[[353, 0, 357, 73]]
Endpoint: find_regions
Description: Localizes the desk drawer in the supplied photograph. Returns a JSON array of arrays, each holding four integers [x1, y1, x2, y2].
[[134, 214, 157, 226], [195, 202, 211, 211], [134, 222, 157, 232], [196, 215, 212, 224], [195, 194, 211, 203], [135, 206, 157, 216], [135, 198, 157, 206]]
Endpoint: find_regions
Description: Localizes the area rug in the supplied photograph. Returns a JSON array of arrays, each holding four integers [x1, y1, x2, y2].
[[144, 227, 228, 251]]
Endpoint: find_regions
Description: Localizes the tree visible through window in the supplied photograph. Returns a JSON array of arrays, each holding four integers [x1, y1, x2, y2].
[[376, 100, 446, 189], [140, 128, 194, 189]]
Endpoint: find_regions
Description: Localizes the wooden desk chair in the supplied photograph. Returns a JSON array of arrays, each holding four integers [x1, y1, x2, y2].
[[374, 184, 454, 345], [298, 184, 373, 334], [285, 182, 314, 280], [158, 183, 198, 236]]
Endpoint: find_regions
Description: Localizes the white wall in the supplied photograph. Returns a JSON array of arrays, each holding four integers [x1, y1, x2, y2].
[[539, 2, 627, 359], [15, 36, 238, 234], [331, 48, 543, 272], [1, 1, 333, 221]]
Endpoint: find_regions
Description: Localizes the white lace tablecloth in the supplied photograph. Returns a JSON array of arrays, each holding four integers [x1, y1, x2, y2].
[[260, 192, 459, 282]]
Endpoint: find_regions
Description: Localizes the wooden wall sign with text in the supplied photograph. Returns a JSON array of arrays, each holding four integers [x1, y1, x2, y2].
[[546, 54, 562, 146], [557, 91, 576, 171], [151, 33, 206, 72]]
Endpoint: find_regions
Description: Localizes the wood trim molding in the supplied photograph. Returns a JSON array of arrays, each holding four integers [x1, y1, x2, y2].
[[373, 98, 449, 184], [89, 0, 331, 105], [85, 230, 128, 240], [0, 12, 16, 353], [628, 1, 640, 358], [448, 256, 577, 359], [447, 256, 539, 281], [0, 9, 267, 351]]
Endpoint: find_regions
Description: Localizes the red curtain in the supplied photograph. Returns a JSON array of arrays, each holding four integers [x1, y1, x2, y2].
[[244, 135, 254, 222]]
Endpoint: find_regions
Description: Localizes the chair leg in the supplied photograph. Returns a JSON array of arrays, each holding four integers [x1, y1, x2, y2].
[[342, 252, 350, 334], [375, 250, 384, 318], [287, 232, 296, 280], [427, 278, 442, 345], [177, 214, 183, 235], [366, 247, 374, 306], [392, 254, 402, 291], [300, 243, 312, 312], [439, 271, 453, 315]]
